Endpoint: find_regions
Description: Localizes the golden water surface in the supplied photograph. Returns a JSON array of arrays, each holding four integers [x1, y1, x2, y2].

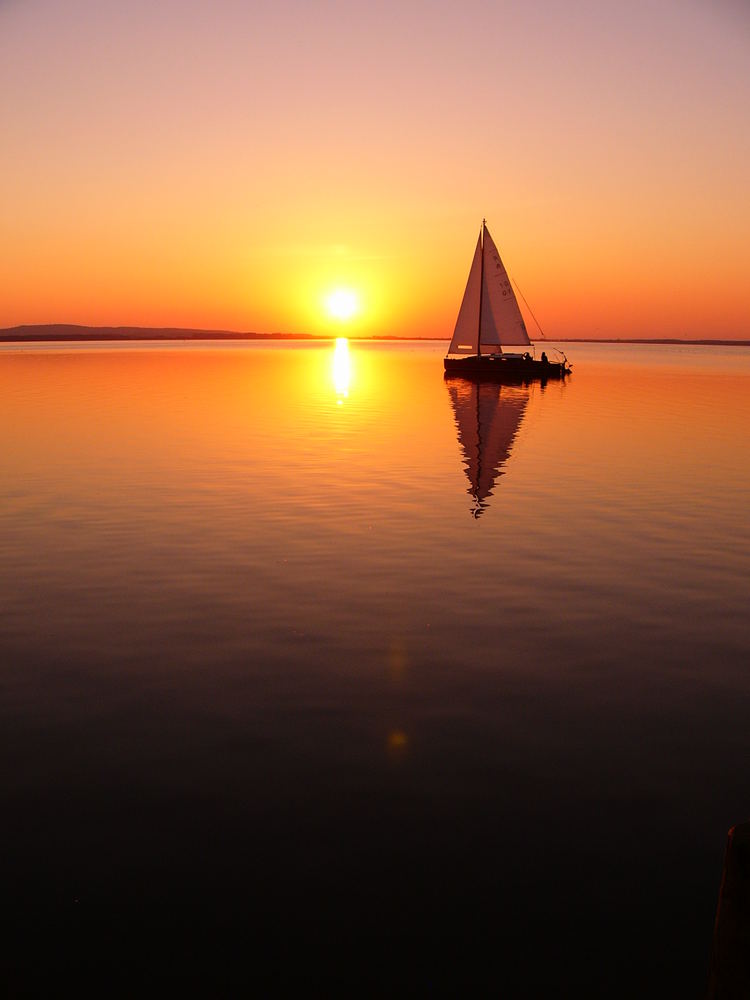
[[2, 340, 749, 994]]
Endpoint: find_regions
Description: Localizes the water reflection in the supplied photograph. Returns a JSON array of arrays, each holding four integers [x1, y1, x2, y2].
[[332, 337, 351, 402], [446, 378, 529, 517], [2, 342, 749, 995]]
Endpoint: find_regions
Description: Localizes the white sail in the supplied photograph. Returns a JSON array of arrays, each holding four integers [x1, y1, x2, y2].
[[447, 234, 482, 355], [480, 225, 530, 348]]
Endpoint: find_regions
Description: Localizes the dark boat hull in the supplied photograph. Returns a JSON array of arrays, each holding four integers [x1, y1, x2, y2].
[[444, 354, 570, 382]]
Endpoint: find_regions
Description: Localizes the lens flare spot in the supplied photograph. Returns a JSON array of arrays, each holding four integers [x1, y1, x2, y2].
[[387, 730, 408, 753], [388, 638, 408, 680]]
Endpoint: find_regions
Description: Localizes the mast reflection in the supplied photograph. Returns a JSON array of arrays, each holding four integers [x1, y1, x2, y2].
[[445, 377, 530, 518]]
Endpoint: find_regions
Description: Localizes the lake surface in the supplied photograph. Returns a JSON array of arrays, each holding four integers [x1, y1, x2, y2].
[[2, 340, 750, 995]]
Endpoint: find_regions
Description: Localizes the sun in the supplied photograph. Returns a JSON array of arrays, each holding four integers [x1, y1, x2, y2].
[[325, 287, 360, 322]]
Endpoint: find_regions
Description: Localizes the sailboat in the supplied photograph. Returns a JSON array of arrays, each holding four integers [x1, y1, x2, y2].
[[446, 379, 530, 518], [444, 220, 571, 379]]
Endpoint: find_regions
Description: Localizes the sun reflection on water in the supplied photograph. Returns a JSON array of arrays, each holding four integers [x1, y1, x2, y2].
[[332, 337, 351, 402]]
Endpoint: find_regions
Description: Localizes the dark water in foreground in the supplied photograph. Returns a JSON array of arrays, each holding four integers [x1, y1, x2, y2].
[[2, 341, 750, 995]]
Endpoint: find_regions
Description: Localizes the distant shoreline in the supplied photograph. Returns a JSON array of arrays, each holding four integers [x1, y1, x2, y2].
[[0, 325, 748, 347]]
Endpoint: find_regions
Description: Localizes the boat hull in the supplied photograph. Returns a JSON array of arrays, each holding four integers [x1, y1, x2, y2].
[[444, 354, 570, 382]]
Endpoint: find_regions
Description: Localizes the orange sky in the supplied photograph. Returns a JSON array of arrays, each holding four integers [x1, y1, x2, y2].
[[1, 0, 749, 339]]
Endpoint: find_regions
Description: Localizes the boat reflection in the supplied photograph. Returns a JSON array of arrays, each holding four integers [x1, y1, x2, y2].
[[446, 377, 530, 518]]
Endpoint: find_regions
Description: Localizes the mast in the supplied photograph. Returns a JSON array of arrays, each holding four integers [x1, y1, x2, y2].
[[476, 219, 485, 358], [474, 376, 483, 516]]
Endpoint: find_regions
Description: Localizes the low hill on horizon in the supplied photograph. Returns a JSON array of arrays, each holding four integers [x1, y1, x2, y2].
[[0, 324, 306, 342]]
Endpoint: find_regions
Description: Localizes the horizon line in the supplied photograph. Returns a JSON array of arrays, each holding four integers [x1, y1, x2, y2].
[[1, 324, 749, 348]]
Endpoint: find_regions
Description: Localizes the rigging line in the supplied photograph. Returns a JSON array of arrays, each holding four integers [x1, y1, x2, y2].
[[511, 277, 546, 340]]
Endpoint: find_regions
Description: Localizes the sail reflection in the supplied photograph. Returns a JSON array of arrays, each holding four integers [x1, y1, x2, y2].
[[332, 337, 351, 401], [446, 378, 529, 518]]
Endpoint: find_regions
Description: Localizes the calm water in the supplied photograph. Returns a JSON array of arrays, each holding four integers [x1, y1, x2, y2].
[[2, 340, 750, 995]]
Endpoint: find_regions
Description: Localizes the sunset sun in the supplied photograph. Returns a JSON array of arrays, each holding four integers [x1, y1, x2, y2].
[[324, 288, 360, 322]]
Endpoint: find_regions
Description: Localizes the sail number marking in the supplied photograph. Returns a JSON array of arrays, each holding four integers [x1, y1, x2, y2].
[[489, 254, 512, 298]]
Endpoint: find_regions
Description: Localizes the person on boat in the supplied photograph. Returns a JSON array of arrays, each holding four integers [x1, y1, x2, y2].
[[541, 351, 549, 365]]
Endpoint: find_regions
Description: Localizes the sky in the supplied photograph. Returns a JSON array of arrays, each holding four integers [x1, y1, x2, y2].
[[2, 0, 749, 339]]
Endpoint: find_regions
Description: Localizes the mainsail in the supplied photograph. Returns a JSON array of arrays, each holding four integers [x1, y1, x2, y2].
[[447, 222, 531, 355], [480, 226, 530, 348]]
